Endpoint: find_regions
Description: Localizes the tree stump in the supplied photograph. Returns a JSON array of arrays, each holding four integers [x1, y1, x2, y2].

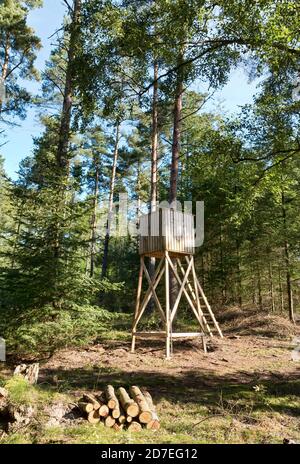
[[0, 387, 8, 415], [14, 363, 39, 385], [7, 404, 36, 432]]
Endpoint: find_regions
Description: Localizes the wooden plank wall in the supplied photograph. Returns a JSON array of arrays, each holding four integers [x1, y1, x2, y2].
[[139, 209, 195, 255]]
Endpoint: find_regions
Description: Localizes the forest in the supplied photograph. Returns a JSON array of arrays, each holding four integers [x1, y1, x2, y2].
[[0, 0, 299, 446]]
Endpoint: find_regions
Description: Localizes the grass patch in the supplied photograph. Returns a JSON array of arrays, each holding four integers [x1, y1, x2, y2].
[[98, 330, 131, 342], [1, 326, 299, 444], [4, 376, 39, 406], [3, 375, 71, 408], [1, 373, 299, 444]]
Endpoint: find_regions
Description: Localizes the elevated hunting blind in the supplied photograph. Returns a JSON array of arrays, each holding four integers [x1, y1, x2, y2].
[[131, 208, 223, 358]]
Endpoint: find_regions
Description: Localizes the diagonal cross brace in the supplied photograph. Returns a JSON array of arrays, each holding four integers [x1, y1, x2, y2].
[[142, 261, 166, 323], [133, 257, 165, 329], [170, 257, 194, 322], [165, 253, 205, 332]]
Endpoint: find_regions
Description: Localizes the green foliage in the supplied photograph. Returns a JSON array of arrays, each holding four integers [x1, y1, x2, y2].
[[0, 0, 41, 123], [1, 0, 300, 362], [0, 156, 13, 268], [1, 304, 125, 358]]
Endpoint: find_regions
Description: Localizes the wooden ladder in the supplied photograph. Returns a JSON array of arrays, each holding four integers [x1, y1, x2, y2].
[[177, 257, 223, 338]]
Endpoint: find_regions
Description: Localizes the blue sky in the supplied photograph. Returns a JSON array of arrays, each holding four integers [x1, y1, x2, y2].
[[1, 0, 66, 179], [1, 0, 260, 179]]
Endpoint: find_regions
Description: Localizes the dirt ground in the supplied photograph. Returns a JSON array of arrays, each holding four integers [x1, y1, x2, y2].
[[39, 309, 300, 391], [39, 332, 299, 391], [1, 311, 300, 444]]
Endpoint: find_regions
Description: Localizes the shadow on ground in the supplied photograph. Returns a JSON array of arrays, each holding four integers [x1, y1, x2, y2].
[[38, 351, 300, 419]]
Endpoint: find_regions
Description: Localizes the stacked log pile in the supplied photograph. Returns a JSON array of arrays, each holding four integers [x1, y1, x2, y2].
[[78, 385, 160, 432]]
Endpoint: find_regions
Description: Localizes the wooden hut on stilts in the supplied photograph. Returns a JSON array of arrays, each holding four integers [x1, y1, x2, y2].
[[131, 208, 223, 358]]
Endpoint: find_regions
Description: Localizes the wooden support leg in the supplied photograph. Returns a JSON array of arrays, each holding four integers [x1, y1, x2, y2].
[[165, 252, 171, 359], [131, 257, 144, 353], [202, 335, 207, 354], [133, 257, 165, 329], [131, 336, 136, 354]]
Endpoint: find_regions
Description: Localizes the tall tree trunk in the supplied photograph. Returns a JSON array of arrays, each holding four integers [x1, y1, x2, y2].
[[0, 32, 10, 112], [10, 191, 28, 269], [136, 158, 142, 226], [1, 32, 10, 81], [150, 61, 159, 214], [236, 239, 242, 308], [169, 61, 183, 207], [257, 265, 263, 311], [208, 251, 213, 302], [89, 157, 100, 277], [1, 32, 10, 79], [11, 214, 22, 269], [169, 53, 183, 310], [281, 190, 295, 323], [268, 261, 275, 313], [252, 266, 257, 306], [278, 267, 284, 313], [148, 61, 159, 312], [52, 0, 81, 308], [219, 217, 226, 303], [102, 122, 120, 278], [56, 0, 81, 173]]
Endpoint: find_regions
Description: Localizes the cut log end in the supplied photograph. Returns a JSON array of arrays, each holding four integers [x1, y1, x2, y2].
[[126, 403, 139, 418], [104, 415, 116, 428], [112, 408, 120, 419], [139, 411, 153, 424], [146, 419, 161, 430], [118, 414, 126, 424], [107, 399, 117, 409], [99, 404, 109, 418], [127, 421, 142, 432], [77, 385, 160, 432], [113, 422, 124, 432], [78, 401, 94, 414], [87, 410, 100, 424]]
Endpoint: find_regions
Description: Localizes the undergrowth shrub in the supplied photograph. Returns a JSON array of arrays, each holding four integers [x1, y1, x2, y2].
[[0, 304, 128, 360]]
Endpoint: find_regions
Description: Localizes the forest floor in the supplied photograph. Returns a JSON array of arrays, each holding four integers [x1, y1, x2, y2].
[[0, 308, 299, 444]]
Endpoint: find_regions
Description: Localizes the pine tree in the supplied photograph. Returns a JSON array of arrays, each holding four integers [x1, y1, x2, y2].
[[0, 0, 41, 123]]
